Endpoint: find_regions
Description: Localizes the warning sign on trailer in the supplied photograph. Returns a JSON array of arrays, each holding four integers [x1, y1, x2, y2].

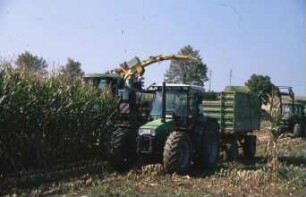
[[120, 103, 130, 113]]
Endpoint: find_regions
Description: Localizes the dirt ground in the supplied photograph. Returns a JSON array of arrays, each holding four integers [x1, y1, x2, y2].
[[1, 129, 306, 197]]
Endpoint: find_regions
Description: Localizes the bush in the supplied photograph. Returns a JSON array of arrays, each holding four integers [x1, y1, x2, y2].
[[0, 65, 119, 173]]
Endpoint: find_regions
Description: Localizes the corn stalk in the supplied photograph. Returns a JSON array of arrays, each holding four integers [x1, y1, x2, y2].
[[0, 65, 119, 173], [266, 88, 281, 181]]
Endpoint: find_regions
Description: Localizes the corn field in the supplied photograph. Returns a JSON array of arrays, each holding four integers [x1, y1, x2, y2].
[[0, 66, 119, 173]]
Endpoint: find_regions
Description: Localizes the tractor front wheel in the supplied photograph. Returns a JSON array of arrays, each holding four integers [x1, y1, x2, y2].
[[109, 128, 136, 172], [163, 131, 192, 174]]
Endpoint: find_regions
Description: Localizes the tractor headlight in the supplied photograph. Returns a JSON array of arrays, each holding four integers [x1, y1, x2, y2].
[[138, 128, 156, 136]]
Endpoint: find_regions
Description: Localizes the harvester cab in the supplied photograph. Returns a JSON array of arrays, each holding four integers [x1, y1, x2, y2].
[[83, 73, 124, 94], [83, 73, 139, 116]]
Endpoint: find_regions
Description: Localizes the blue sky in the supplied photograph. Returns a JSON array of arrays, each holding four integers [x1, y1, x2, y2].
[[0, 0, 305, 95]]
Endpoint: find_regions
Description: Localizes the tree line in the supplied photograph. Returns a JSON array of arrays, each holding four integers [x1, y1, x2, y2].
[[7, 48, 276, 99], [13, 51, 84, 78]]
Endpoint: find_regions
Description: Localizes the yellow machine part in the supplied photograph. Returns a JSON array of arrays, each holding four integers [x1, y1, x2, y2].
[[115, 54, 200, 80]]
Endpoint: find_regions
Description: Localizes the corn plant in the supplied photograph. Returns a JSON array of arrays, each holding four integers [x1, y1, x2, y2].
[[0, 65, 119, 173], [266, 88, 282, 181]]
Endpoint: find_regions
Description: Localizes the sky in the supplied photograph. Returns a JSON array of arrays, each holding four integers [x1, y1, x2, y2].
[[0, 0, 305, 95]]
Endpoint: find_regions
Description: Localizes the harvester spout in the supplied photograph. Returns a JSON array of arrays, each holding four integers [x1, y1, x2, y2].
[[113, 54, 200, 91]]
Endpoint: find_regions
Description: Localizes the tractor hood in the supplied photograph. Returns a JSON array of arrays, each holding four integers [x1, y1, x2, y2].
[[138, 118, 177, 142]]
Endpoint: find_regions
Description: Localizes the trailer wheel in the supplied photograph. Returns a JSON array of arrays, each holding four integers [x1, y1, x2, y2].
[[109, 128, 136, 172], [199, 120, 220, 167], [225, 140, 239, 162], [242, 135, 257, 160], [293, 123, 302, 138], [163, 131, 192, 174]]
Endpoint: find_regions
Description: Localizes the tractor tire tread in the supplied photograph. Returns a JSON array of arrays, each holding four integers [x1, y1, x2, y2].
[[163, 131, 192, 174]]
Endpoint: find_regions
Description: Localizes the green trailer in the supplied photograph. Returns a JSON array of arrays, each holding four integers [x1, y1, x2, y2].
[[202, 86, 262, 161]]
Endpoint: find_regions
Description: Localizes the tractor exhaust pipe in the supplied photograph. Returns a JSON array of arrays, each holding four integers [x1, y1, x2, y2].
[[161, 82, 166, 123]]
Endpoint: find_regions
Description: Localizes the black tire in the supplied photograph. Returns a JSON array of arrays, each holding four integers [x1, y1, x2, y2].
[[109, 128, 136, 172], [198, 120, 220, 167], [275, 127, 283, 137], [242, 135, 257, 159], [293, 123, 302, 138], [225, 140, 239, 162], [163, 131, 192, 174]]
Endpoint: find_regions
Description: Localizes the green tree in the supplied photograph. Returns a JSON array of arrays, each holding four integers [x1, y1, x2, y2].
[[16, 51, 48, 75], [164, 45, 208, 86], [61, 58, 84, 78], [245, 74, 275, 103]]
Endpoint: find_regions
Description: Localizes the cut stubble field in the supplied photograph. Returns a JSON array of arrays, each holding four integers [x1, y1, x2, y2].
[[1, 130, 306, 197]]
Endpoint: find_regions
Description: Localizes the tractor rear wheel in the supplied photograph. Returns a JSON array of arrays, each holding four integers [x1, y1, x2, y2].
[[242, 135, 257, 159], [199, 120, 220, 167], [109, 128, 136, 172], [293, 123, 302, 138], [163, 131, 192, 174]]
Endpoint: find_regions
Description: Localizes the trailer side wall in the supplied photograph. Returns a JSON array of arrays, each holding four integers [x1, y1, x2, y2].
[[202, 87, 261, 134]]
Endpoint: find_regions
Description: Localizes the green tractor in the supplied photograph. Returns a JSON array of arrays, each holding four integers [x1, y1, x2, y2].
[[275, 86, 306, 137], [137, 83, 220, 174]]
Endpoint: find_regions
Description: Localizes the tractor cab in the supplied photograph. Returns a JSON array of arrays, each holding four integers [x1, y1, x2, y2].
[[148, 83, 204, 125]]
